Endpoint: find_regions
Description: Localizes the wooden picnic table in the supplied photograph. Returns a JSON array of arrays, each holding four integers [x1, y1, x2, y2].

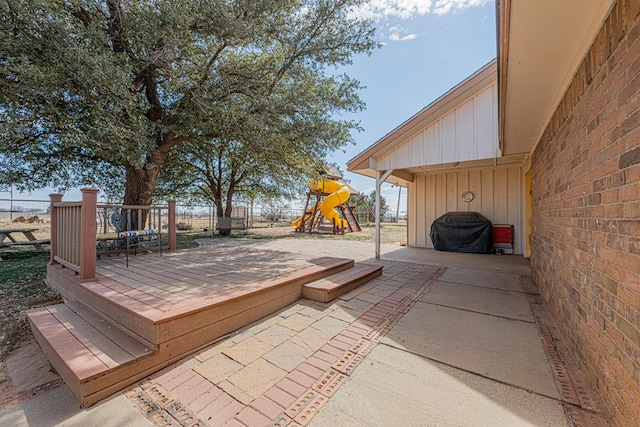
[[0, 228, 50, 253]]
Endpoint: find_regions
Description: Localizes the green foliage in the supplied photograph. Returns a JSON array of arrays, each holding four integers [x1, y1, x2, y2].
[[0, 0, 377, 204], [354, 190, 388, 223]]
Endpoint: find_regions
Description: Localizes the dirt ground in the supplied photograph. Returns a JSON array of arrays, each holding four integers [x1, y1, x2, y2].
[[233, 222, 408, 244]]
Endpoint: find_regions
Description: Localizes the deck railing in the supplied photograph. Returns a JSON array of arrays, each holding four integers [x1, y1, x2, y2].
[[50, 188, 176, 280]]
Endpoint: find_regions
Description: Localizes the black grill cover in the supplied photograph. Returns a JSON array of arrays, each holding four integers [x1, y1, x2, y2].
[[430, 212, 492, 253]]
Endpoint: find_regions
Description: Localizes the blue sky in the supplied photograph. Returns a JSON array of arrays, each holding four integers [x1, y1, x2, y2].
[[334, 0, 497, 215], [3, 0, 497, 211]]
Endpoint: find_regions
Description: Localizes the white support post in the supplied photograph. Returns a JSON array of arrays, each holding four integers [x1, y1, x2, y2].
[[375, 169, 393, 259]]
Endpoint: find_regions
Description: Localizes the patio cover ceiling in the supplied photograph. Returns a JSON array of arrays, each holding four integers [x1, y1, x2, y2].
[[498, 0, 616, 155]]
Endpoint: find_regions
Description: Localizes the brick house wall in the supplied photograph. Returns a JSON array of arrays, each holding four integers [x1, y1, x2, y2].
[[530, 1, 640, 425]]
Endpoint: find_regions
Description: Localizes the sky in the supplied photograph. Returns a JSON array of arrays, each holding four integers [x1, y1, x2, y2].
[[333, 0, 497, 216], [2, 0, 497, 214]]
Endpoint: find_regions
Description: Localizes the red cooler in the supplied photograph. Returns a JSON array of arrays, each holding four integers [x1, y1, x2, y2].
[[492, 224, 514, 255]]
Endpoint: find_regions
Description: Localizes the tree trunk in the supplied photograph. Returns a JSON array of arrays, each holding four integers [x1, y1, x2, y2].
[[123, 164, 161, 206], [224, 184, 234, 218], [122, 167, 154, 229], [213, 186, 224, 220], [123, 143, 174, 205]]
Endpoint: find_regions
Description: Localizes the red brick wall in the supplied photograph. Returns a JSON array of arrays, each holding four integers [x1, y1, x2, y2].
[[530, 1, 640, 425]]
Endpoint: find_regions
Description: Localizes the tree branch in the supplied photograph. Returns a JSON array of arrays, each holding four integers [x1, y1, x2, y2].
[[68, 4, 92, 27], [203, 42, 228, 80], [106, 0, 128, 54]]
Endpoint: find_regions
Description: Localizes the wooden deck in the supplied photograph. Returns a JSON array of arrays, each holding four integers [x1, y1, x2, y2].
[[27, 245, 382, 407]]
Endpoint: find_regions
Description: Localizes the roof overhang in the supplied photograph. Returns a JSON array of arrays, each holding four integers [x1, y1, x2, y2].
[[498, 0, 616, 155], [347, 162, 414, 187], [347, 60, 497, 176], [352, 153, 528, 184]]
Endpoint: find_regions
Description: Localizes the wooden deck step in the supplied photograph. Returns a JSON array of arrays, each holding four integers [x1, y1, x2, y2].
[[26, 304, 152, 404], [32, 256, 361, 407], [302, 263, 383, 303], [66, 302, 152, 359], [46, 264, 166, 347]]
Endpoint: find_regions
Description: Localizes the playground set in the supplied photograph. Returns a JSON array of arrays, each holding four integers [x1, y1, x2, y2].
[[291, 170, 361, 234]]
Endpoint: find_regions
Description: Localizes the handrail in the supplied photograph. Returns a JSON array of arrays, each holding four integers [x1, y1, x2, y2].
[[49, 189, 176, 280], [98, 204, 167, 209]]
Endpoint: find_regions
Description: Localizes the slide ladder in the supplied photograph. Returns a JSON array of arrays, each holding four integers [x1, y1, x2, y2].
[[338, 204, 361, 232], [291, 191, 322, 232]]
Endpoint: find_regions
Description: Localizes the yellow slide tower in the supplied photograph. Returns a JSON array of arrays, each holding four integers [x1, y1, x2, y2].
[[291, 178, 350, 230]]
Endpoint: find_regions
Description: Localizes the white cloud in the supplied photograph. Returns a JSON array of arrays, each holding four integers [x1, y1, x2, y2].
[[433, 0, 492, 15], [388, 26, 418, 42], [390, 33, 418, 42], [354, 0, 432, 20], [351, 0, 492, 21]]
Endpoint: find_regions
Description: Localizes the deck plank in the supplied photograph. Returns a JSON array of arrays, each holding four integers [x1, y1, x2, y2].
[[67, 302, 152, 358], [27, 306, 109, 383], [97, 266, 189, 291], [96, 247, 321, 302], [100, 259, 239, 301], [97, 276, 176, 310], [97, 276, 174, 309], [100, 258, 193, 287], [47, 305, 137, 369], [157, 257, 354, 323], [80, 281, 164, 320], [303, 264, 380, 289], [39, 247, 388, 407]]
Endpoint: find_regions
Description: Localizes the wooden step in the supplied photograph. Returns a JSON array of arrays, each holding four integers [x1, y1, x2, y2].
[[31, 256, 357, 406], [26, 304, 152, 405], [302, 263, 383, 303], [45, 264, 168, 347], [155, 257, 355, 342]]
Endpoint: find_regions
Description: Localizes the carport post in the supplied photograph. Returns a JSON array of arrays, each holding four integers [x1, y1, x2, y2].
[[375, 169, 393, 259]]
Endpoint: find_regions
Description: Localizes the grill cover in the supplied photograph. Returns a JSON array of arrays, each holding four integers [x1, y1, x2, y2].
[[429, 212, 492, 253]]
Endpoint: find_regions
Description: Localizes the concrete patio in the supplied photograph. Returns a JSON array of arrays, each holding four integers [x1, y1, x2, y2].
[[0, 238, 607, 426]]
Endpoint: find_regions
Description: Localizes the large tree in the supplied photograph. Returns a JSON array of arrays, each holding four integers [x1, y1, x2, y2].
[[0, 0, 376, 205], [156, 64, 361, 218], [355, 190, 388, 223]]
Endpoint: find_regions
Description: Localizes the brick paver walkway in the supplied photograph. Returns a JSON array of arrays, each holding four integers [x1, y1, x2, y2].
[[124, 259, 446, 426]]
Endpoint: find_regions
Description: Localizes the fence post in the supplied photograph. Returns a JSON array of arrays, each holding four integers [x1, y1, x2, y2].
[[49, 193, 63, 265], [79, 188, 98, 280], [168, 200, 176, 251]]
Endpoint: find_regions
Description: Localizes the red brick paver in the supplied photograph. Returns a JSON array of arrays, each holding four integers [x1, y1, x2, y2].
[[250, 395, 284, 419], [124, 260, 446, 426], [263, 385, 297, 409], [235, 405, 271, 426]]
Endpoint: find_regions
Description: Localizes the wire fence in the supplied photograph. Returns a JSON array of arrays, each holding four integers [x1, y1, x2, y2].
[[0, 198, 50, 228], [172, 204, 403, 231], [0, 198, 403, 238]]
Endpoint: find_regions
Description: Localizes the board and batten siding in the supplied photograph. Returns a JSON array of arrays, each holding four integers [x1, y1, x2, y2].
[[375, 83, 498, 171], [407, 166, 523, 254]]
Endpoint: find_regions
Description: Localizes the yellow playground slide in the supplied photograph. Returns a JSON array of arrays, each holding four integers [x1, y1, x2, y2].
[[291, 179, 350, 229]]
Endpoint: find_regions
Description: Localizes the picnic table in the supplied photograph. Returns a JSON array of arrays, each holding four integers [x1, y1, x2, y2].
[[0, 228, 50, 254]]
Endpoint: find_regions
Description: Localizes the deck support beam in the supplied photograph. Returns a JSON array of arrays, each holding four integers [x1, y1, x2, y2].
[[79, 188, 99, 280], [375, 169, 393, 259], [49, 193, 63, 265]]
